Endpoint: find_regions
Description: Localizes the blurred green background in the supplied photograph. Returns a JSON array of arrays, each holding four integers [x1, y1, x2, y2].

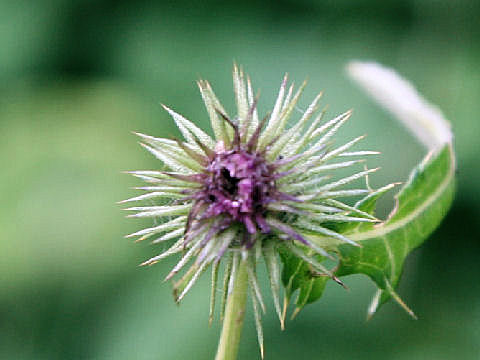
[[1, 0, 479, 359]]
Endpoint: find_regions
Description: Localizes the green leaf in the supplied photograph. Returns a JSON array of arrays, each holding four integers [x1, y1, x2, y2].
[[281, 144, 455, 318], [279, 245, 328, 319], [336, 144, 455, 317]]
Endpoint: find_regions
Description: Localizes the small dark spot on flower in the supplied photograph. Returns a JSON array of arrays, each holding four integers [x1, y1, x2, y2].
[[253, 186, 261, 202], [221, 167, 240, 195]]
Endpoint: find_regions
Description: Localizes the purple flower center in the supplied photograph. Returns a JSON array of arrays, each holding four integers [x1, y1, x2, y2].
[[200, 148, 275, 235]]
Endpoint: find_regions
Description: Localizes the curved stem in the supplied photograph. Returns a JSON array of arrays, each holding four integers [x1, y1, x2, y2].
[[215, 256, 249, 360]]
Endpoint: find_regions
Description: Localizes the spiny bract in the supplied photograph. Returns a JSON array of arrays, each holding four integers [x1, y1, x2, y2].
[[123, 65, 382, 353]]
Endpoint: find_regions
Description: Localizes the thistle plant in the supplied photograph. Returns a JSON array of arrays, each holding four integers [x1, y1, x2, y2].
[[122, 63, 455, 360]]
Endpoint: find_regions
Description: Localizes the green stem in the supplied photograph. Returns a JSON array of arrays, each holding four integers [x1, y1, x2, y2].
[[215, 256, 249, 360]]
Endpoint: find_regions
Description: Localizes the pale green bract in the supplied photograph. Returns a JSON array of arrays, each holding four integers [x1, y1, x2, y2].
[[281, 62, 455, 319]]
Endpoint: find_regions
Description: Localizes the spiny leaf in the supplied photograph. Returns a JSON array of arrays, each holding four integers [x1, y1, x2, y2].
[[278, 245, 328, 320], [280, 143, 454, 318], [335, 145, 455, 317]]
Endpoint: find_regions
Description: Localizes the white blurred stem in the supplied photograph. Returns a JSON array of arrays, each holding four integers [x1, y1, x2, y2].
[[347, 61, 452, 151]]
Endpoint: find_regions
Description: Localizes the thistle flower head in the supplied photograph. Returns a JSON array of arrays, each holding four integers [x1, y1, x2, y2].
[[123, 65, 380, 353], [196, 143, 275, 235]]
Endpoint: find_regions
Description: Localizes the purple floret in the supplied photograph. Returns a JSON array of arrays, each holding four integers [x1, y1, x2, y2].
[[199, 147, 276, 237]]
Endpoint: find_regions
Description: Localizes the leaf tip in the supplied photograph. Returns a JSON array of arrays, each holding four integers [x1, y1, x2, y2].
[[281, 296, 289, 329], [333, 276, 349, 290], [290, 307, 301, 320]]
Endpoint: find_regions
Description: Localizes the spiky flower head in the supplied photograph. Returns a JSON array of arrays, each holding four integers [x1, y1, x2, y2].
[[123, 65, 380, 354]]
